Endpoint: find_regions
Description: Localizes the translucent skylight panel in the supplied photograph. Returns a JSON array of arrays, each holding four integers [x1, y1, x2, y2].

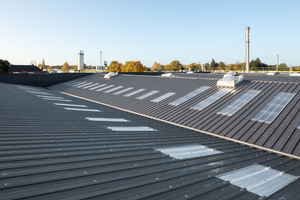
[[297, 122, 300, 129], [64, 108, 101, 112], [86, 117, 129, 122], [88, 84, 106, 90], [76, 82, 94, 88], [17, 86, 39, 90], [104, 86, 123, 93], [136, 90, 159, 99], [113, 87, 133, 95], [27, 91, 53, 95], [43, 98, 72, 102], [124, 89, 145, 97], [217, 164, 298, 197], [252, 92, 295, 123], [95, 85, 114, 91], [82, 83, 99, 89], [156, 144, 222, 160], [190, 89, 231, 111], [37, 95, 64, 99], [72, 81, 87, 87], [168, 86, 210, 106], [151, 92, 176, 103], [106, 126, 156, 131], [54, 103, 87, 107], [217, 90, 261, 116], [64, 81, 81, 86]]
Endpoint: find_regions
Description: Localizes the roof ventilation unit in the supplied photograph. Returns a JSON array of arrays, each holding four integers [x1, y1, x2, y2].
[[290, 73, 300, 76], [217, 72, 244, 87], [104, 72, 118, 79], [161, 73, 176, 77], [267, 72, 277, 75]]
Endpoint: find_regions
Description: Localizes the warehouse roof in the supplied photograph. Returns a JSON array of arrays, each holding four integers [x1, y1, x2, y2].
[[1, 73, 300, 199], [50, 73, 300, 159]]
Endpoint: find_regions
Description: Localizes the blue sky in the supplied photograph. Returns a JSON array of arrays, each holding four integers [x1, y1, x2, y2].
[[1, 0, 299, 67]]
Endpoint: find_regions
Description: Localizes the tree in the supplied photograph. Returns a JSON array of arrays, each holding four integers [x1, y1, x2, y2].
[[186, 63, 200, 71], [124, 61, 145, 72], [169, 60, 182, 71], [210, 59, 218, 70], [218, 62, 226, 70], [62, 62, 70, 73], [232, 63, 241, 71], [152, 62, 163, 71], [108, 61, 123, 72], [0, 59, 10, 73]]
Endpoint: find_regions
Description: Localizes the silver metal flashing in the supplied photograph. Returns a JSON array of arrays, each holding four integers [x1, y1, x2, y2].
[[155, 144, 222, 160], [86, 117, 129, 122], [136, 90, 159, 100], [151, 92, 176, 103], [217, 90, 261, 116], [217, 164, 298, 197], [106, 126, 156, 131], [169, 86, 210, 106], [190, 89, 231, 111], [124, 89, 146, 97], [252, 92, 296, 123]]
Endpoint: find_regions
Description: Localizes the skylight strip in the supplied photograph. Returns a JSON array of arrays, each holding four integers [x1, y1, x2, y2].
[[95, 85, 114, 91], [26, 91, 53, 95], [151, 92, 176, 103], [17, 86, 39, 90], [136, 90, 159, 99], [64, 108, 101, 112], [106, 126, 156, 131], [54, 103, 87, 107], [169, 86, 210, 106], [104, 86, 124, 93], [297, 122, 300, 129], [64, 81, 81, 86], [113, 87, 133, 95], [88, 84, 106, 90], [124, 89, 146, 97], [190, 89, 231, 111], [76, 82, 94, 88], [37, 95, 64, 99], [72, 81, 87, 87], [43, 98, 72, 102], [156, 144, 222, 160], [81, 83, 99, 89], [217, 90, 261, 116], [252, 92, 295, 123], [217, 164, 298, 197], [86, 117, 129, 122]]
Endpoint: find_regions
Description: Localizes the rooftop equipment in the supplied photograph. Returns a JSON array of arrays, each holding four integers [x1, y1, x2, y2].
[[217, 71, 244, 87], [161, 73, 176, 77], [104, 72, 118, 79]]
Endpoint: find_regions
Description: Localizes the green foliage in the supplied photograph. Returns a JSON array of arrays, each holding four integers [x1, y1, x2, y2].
[[62, 62, 70, 73], [0, 59, 10, 73], [124, 61, 145, 72], [169, 60, 182, 71], [108, 61, 123, 72]]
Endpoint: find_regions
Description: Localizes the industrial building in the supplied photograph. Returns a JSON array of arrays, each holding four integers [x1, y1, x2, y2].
[[0, 72, 299, 199]]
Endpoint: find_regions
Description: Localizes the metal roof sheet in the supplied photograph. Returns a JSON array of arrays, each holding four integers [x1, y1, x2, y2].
[[1, 80, 300, 199]]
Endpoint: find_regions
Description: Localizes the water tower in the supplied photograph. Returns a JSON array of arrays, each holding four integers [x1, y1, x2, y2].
[[77, 50, 84, 70]]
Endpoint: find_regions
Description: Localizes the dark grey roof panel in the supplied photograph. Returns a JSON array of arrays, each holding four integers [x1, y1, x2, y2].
[[50, 74, 300, 158]]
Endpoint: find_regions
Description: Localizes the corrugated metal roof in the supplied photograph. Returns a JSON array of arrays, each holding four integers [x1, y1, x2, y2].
[[1, 81, 300, 199], [50, 74, 300, 158]]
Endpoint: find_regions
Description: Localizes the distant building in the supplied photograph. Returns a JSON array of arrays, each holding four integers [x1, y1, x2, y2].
[[9, 65, 46, 74], [77, 51, 84, 70]]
